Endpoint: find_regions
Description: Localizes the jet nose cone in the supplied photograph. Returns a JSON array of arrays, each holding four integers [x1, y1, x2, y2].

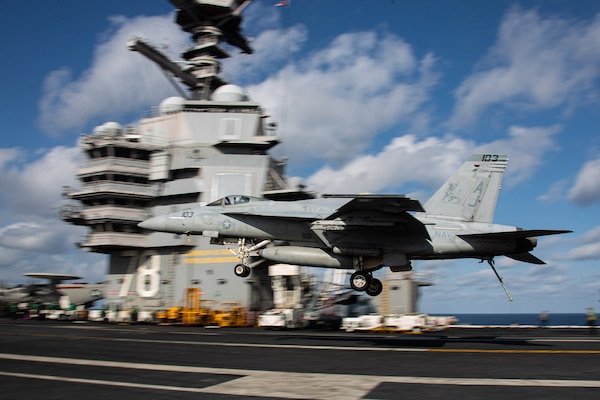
[[138, 216, 167, 232]]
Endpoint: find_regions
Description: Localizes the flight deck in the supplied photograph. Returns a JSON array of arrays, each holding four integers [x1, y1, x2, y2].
[[1, 319, 598, 399]]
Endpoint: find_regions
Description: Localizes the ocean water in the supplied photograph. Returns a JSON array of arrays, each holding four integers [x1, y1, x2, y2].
[[440, 313, 591, 327]]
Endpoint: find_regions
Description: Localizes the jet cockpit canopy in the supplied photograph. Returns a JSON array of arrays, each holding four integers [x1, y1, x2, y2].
[[208, 195, 266, 206]]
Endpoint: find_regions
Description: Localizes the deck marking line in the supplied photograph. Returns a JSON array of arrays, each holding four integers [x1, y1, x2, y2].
[[10, 331, 600, 354], [70, 335, 600, 354], [1, 353, 600, 390], [428, 348, 600, 354], [7, 330, 600, 354], [0, 371, 210, 394]]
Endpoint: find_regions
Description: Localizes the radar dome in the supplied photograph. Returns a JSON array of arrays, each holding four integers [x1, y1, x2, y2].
[[211, 84, 249, 102], [92, 125, 105, 135], [93, 122, 123, 136], [159, 96, 186, 114], [103, 122, 123, 135]]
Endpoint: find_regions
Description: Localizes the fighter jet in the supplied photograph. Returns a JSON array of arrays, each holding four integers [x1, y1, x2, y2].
[[139, 154, 571, 299]]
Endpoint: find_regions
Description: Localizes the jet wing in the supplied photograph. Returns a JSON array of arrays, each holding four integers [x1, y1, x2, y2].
[[222, 195, 431, 243], [222, 194, 426, 222], [321, 194, 425, 220], [318, 194, 430, 241]]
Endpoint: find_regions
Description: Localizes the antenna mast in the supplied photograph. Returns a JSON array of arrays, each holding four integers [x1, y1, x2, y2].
[[129, 0, 254, 100]]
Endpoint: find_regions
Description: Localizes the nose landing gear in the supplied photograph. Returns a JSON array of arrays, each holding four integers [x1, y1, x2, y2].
[[234, 264, 251, 277], [228, 239, 271, 278]]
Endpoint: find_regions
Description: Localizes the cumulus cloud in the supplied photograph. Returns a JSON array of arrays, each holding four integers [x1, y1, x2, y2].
[[222, 24, 309, 84], [0, 228, 106, 284], [0, 148, 23, 168], [477, 125, 561, 187], [0, 222, 67, 253], [538, 179, 570, 202], [248, 31, 439, 167], [568, 157, 600, 206], [307, 134, 469, 194], [0, 146, 81, 219], [38, 14, 188, 136], [567, 226, 600, 260], [0, 142, 106, 283], [449, 6, 600, 128], [305, 124, 559, 196]]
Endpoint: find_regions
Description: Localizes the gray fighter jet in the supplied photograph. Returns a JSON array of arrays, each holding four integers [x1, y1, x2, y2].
[[139, 154, 570, 299]]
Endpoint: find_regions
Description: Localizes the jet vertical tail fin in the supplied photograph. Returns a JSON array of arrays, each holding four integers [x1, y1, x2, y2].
[[424, 154, 508, 223]]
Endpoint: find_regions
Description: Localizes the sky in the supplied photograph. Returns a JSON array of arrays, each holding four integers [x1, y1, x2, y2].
[[1, 0, 599, 314]]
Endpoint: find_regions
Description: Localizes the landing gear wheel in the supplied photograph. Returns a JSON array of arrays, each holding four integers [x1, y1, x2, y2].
[[366, 278, 383, 296], [234, 264, 251, 278], [350, 271, 371, 291]]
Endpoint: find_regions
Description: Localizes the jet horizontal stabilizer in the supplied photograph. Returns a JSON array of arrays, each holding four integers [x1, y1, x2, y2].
[[458, 229, 572, 240], [506, 252, 546, 265]]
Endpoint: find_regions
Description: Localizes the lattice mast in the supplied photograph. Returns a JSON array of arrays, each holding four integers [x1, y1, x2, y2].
[[129, 0, 253, 100]]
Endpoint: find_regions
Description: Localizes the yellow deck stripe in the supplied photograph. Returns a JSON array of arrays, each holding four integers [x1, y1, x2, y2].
[[184, 257, 239, 264]]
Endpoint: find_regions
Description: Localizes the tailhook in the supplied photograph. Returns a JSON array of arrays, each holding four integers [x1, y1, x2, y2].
[[487, 259, 513, 301]]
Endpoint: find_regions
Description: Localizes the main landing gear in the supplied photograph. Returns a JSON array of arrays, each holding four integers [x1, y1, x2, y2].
[[350, 271, 383, 297]]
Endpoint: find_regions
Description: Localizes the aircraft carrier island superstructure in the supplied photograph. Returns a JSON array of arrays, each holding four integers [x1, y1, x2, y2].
[[61, 0, 311, 321]]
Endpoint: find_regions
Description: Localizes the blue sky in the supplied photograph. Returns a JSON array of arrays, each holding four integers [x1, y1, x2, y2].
[[1, 0, 599, 314]]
